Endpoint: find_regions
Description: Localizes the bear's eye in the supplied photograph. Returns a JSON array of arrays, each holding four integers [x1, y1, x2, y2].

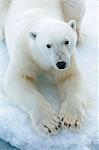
[[64, 41, 69, 45], [47, 44, 51, 48]]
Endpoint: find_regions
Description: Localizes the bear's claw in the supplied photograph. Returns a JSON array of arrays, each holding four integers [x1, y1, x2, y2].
[[41, 113, 64, 135], [63, 116, 82, 129]]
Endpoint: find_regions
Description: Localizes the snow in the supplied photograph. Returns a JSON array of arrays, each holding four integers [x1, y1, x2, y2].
[[0, 0, 98, 150]]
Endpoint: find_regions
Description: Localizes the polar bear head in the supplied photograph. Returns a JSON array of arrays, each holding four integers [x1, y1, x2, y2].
[[29, 19, 77, 71]]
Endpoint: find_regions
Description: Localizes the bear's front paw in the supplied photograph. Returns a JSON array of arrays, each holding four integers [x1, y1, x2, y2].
[[30, 110, 64, 135], [62, 113, 84, 129], [60, 105, 86, 129], [41, 113, 64, 135]]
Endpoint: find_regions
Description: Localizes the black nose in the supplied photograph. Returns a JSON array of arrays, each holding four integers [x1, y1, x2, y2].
[[56, 61, 66, 69]]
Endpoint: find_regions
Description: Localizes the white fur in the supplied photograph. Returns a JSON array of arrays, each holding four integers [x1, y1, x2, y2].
[[61, 0, 86, 42], [0, 0, 88, 134]]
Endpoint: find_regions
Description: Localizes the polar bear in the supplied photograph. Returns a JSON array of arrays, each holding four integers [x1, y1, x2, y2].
[[0, 0, 88, 135]]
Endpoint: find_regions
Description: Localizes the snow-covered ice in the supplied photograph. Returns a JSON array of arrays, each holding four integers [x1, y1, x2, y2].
[[0, 0, 98, 149]]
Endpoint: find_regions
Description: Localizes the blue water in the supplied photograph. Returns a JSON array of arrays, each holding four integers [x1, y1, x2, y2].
[[0, 139, 20, 150]]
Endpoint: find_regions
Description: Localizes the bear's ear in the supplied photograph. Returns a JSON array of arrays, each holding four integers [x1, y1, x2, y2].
[[29, 32, 37, 39], [68, 20, 76, 31]]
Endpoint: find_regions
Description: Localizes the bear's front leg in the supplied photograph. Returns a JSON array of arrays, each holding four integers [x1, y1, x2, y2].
[[4, 65, 63, 135], [58, 75, 88, 129]]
